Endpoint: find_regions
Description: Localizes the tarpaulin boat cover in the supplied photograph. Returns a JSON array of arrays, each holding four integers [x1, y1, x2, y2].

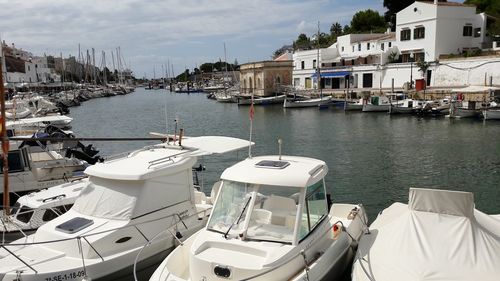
[[352, 188, 500, 281]]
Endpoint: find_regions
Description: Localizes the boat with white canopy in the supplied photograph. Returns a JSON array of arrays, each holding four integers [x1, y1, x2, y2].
[[1, 179, 87, 243], [0, 136, 250, 281], [352, 188, 500, 281], [149, 155, 368, 281]]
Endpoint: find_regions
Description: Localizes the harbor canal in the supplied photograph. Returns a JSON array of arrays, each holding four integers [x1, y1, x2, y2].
[[67, 87, 500, 280]]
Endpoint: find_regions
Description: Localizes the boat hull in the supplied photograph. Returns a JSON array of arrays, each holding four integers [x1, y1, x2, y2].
[[389, 105, 414, 114], [483, 109, 500, 120], [449, 107, 480, 118], [344, 103, 363, 111], [362, 104, 389, 112], [283, 97, 332, 108]]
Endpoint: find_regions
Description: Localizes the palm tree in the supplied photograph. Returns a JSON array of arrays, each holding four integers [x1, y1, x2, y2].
[[330, 22, 343, 36]]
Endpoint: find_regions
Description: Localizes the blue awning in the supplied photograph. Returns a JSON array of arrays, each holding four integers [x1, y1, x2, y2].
[[311, 71, 350, 78]]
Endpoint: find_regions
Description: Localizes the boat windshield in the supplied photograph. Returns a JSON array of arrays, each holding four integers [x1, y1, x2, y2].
[[207, 180, 301, 244]]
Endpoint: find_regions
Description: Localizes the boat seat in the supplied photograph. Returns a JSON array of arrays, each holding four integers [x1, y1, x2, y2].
[[194, 190, 208, 205], [208, 181, 222, 204], [263, 195, 297, 226], [249, 209, 272, 225]]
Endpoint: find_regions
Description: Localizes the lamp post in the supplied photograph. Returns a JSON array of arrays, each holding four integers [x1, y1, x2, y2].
[[409, 52, 414, 89]]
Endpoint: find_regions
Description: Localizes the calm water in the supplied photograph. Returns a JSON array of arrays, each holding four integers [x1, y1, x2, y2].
[[68, 88, 500, 280]]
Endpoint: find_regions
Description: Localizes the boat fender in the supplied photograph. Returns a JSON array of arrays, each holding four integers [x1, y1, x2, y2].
[[347, 207, 359, 220], [333, 223, 342, 240]]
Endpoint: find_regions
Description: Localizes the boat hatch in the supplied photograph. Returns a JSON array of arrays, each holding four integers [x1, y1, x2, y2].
[[56, 217, 94, 234], [255, 160, 290, 169]]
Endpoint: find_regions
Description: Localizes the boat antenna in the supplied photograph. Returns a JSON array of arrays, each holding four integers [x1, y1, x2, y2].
[[0, 42, 9, 215], [163, 84, 169, 143], [173, 116, 178, 143], [248, 93, 254, 158], [316, 21, 322, 99], [278, 138, 282, 160]]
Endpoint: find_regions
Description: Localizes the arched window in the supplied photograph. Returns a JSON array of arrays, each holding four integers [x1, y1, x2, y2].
[[243, 79, 247, 93], [257, 78, 261, 90], [275, 76, 281, 85], [249, 77, 253, 93]]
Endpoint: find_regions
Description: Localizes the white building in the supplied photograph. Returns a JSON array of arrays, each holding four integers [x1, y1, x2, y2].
[[396, 0, 494, 62], [292, 49, 321, 89]]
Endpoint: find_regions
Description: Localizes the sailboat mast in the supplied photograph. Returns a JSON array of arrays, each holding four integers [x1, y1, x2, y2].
[[317, 21, 322, 99], [0, 48, 9, 214]]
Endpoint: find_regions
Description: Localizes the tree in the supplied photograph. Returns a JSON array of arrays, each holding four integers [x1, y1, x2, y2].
[[383, 0, 449, 29], [465, 0, 500, 37], [294, 33, 311, 50], [330, 22, 343, 37], [350, 9, 387, 33]]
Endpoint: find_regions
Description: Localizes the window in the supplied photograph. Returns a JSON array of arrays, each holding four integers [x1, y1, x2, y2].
[[352, 46, 355, 52], [43, 204, 74, 222], [401, 29, 411, 41], [414, 26, 425, 39], [313, 59, 317, 69], [463, 25, 472, 36], [389, 42, 392, 47], [401, 53, 412, 63], [0, 151, 25, 173], [381, 43, 385, 51], [367, 43, 370, 50], [341, 46, 344, 52], [301, 61, 305, 69], [415, 52, 425, 62], [474, 28, 481, 38], [358, 43, 361, 51], [293, 78, 300, 86], [299, 180, 328, 241], [16, 206, 34, 223]]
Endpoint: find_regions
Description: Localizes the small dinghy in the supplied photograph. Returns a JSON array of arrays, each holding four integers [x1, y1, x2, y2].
[[352, 188, 500, 281], [149, 155, 368, 281]]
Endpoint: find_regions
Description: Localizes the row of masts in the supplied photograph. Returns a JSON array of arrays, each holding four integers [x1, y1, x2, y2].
[[59, 45, 129, 86]]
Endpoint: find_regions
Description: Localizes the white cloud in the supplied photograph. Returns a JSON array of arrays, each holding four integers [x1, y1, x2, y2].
[[0, 0, 384, 76]]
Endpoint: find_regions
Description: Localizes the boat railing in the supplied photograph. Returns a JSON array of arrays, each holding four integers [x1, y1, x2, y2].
[[0, 202, 212, 274], [132, 207, 212, 281]]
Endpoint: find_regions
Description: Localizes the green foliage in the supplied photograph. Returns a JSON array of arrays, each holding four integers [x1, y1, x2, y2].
[[330, 22, 343, 37], [383, 0, 414, 27], [465, 0, 500, 37], [388, 51, 399, 63], [294, 33, 311, 50], [416, 60, 431, 74], [350, 9, 387, 33]]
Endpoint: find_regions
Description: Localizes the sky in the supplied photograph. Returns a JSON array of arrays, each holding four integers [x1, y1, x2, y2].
[[0, 0, 385, 78]]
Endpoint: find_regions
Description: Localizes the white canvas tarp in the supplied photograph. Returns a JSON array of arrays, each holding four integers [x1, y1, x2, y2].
[[352, 188, 500, 281]]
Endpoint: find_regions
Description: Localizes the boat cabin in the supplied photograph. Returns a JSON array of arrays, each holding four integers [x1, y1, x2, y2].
[[207, 155, 329, 246]]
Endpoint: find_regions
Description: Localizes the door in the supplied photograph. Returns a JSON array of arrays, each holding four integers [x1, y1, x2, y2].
[[332, 78, 340, 89], [362, 73, 373, 88], [305, 78, 312, 89]]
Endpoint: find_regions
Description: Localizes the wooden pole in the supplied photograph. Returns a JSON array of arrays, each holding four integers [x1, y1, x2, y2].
[[0, 54, 9, 214]]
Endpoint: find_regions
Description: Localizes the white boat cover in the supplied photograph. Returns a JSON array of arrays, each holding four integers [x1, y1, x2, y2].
[[352, 188, 500, 281], [451, 85, 499, 93]]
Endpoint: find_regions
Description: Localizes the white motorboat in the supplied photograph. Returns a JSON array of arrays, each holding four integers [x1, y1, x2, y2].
[[1, 179, 87, 243], [482, 108, 500, 120], [389, 99, 423, 114], [0, 136, 249, 281], [362, 96, 391, 112], [344, 99, 364, 111], [0, 147, 89, 204], [150, 155, 368, 281], [237, 95, 286, 106], [352, 188, 500, 281], [448, 101, 481, 118], [283, 96, 333, 108]]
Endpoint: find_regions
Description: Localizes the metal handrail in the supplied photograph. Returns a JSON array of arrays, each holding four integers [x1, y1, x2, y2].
[[132, 207, 212, 281]]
